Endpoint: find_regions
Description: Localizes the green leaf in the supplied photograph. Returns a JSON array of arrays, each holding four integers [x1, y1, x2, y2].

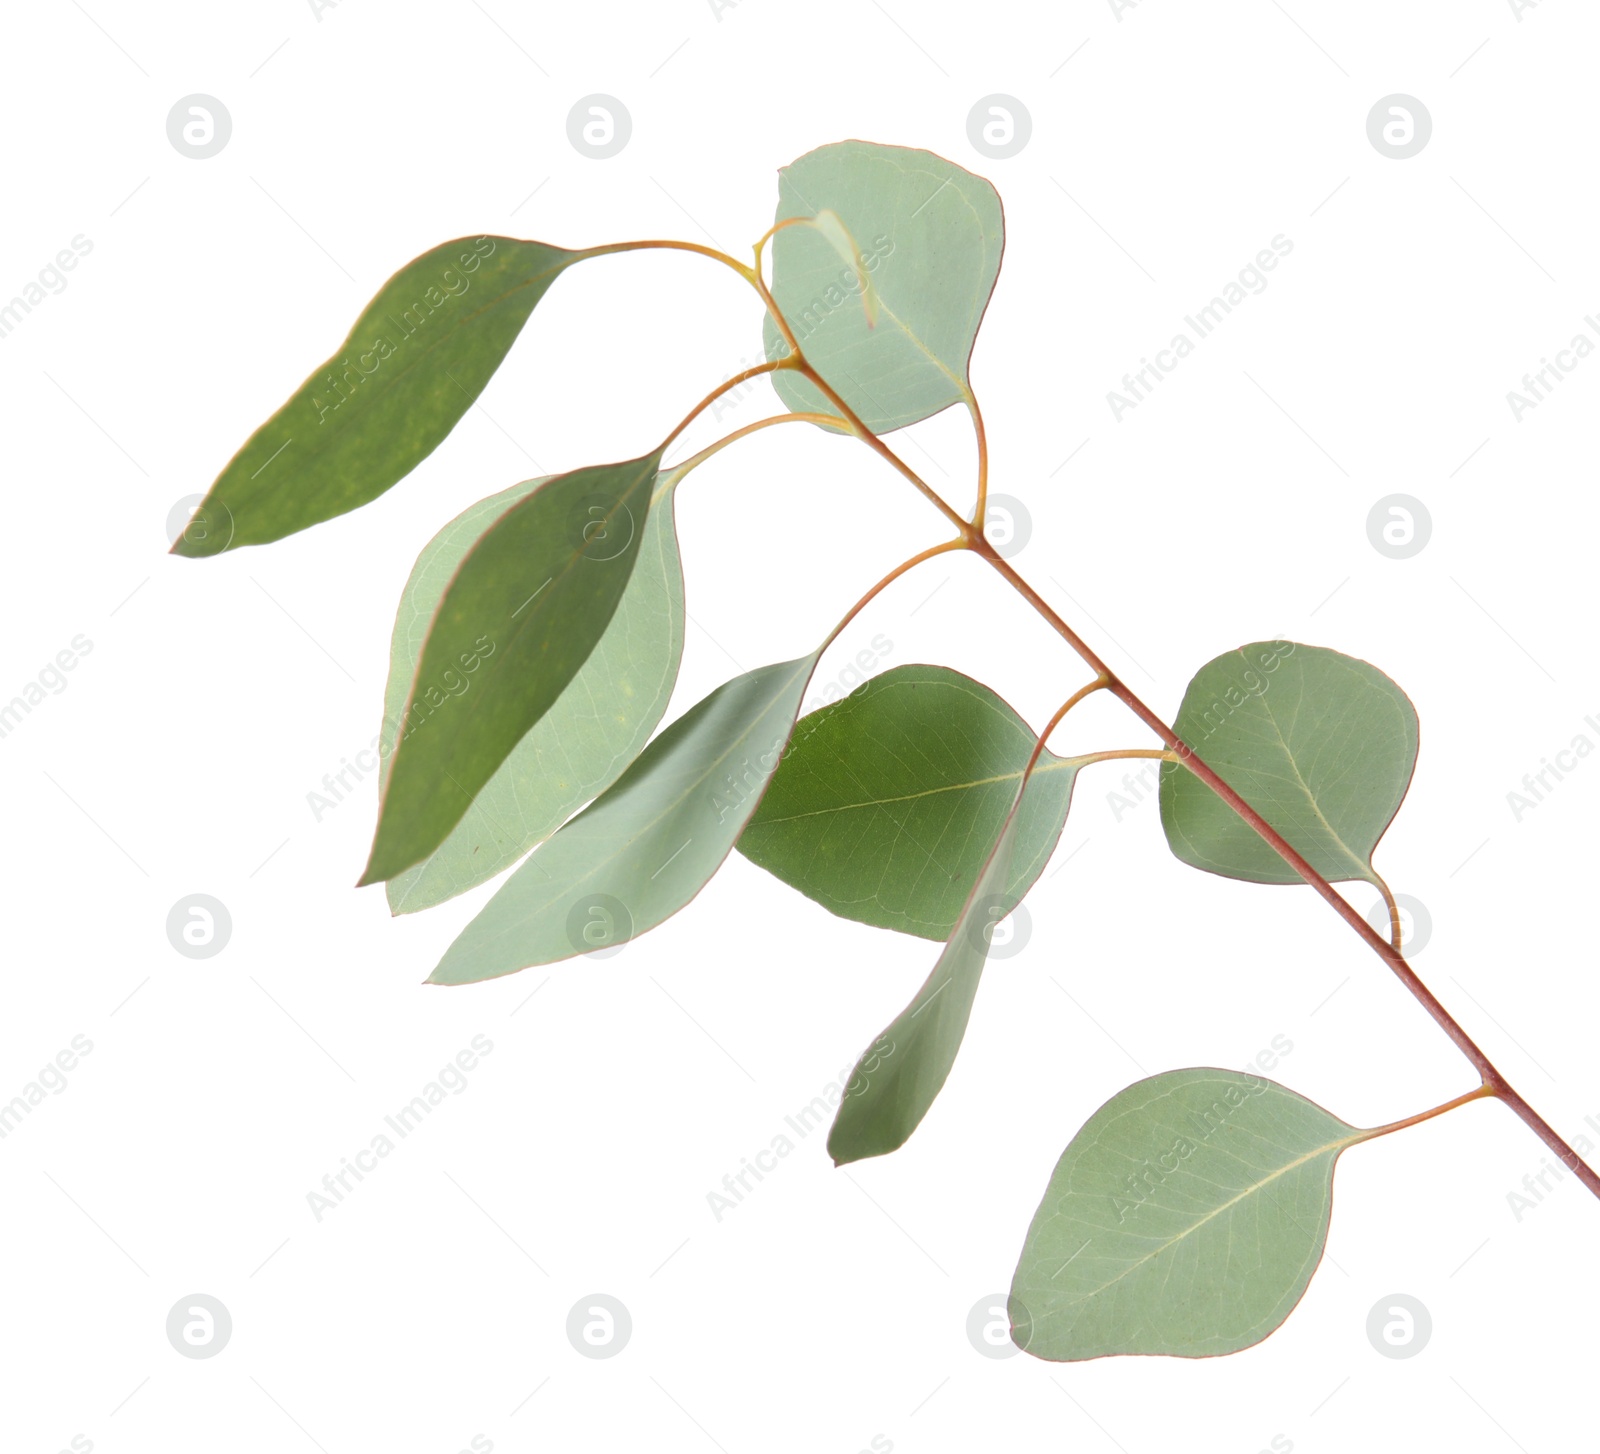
[[1010, 1069, 1367, 1361], [428, 651, 823, 985], [738, 665, 1079, 940], [361, 450, 662, 886], [761, 142, 1003, 433], [380, 473, 686, 915], [172, 235, 583, 555], [1159, 642, 1419, 886], [827, 745, 1080, 1165]]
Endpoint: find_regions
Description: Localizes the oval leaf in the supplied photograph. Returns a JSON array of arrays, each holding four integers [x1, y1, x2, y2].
[[827, 745, 1080, 1165], [739, 665, 1078, 940], [361, 450, 662, 886], [173, 235, 583, 555], [761, 142, 1003, 433], [1159, 641, 1419, 886], [1010, 1069, 1364, 1361], [428, 651, 823, 985], [381, 473, 687, 914]]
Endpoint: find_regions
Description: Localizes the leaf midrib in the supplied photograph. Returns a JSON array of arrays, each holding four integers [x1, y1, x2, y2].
[[1044, 1120, 1362, 1314], [472, 655, 821, 940], [1253, 654, 1372, 880], [753, 754, 1075, 826]]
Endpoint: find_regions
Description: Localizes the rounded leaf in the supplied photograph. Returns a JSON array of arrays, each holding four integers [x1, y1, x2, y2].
[[1159, 642, 1418, 885], [761, 142, 1003, 434]]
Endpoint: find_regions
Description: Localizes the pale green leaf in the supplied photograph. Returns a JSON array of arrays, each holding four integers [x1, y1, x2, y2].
[[761, 141, 1003, 433], [1011, 1069, 1364, 1360], [428, 652, 823, 984], [1159, 642, 1419, 886], [799, 209, 881, 329]]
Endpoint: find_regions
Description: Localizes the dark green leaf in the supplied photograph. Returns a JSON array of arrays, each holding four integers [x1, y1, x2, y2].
[[173, 235, 582, 554], [827, 745, 1080, 1165], [381, 473, 687, 914], [361, 450, 661, 886], [1159, 642, 1419, 886], [1011, 1069, 1365, 1360], [739, 665, 1078, 940], [428, 652, 823, 984]]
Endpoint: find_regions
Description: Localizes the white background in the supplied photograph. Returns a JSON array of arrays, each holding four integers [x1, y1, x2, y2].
[[0, 1, 1595, 1451]]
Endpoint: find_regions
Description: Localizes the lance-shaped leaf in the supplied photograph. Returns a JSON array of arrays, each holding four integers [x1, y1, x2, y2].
[[761, 141, 1003, 433], [827, 744, 1081, 1165], [739, 665, 1079, 940], [1159, 642, 1419, 886], [172, 235, 585, 554], [428, 651, 823, 985], [380, 472, 687, 915], [361, 451, 661, 886], [1010, 1069, 1372, 1361]]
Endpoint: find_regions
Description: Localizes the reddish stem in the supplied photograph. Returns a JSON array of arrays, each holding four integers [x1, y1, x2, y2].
[[972, 538, 1600, 1199]]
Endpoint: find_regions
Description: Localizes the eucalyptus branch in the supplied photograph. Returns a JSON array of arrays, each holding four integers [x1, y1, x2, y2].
[[175, 138, 1589, 1370]]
